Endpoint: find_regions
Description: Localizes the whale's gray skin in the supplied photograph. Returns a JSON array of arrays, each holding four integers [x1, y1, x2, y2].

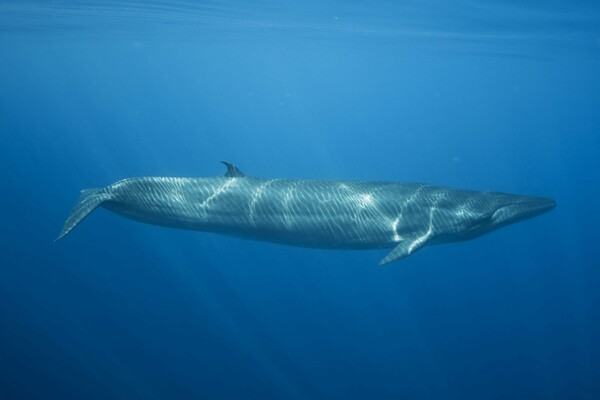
[[57, 162, 555, 264]]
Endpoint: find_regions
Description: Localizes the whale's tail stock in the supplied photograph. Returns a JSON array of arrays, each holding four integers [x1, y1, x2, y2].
[[56, 188, 110, 241]]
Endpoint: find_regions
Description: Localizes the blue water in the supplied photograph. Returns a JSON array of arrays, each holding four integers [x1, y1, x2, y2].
[[1, 1, 599, 399]]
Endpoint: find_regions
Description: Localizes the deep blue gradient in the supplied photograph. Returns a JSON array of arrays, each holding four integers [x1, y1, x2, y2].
[[1, 1, 599, 399]]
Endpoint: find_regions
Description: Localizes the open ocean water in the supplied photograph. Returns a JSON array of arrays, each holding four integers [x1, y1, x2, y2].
[[1, 1, 599, 399]]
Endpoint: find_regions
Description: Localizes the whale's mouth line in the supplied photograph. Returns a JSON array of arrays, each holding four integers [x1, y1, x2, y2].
[[492, 197, 556, 223]]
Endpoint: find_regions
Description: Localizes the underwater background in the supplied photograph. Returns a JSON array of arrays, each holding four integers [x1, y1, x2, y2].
[[1, 1, 599, 398]]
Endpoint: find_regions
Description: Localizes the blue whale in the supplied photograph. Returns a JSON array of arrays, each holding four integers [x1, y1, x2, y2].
[[57, 162, 555, 264]]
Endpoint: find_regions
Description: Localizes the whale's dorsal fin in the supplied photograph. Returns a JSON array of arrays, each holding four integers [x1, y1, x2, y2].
[[221, 161, 245, 178]]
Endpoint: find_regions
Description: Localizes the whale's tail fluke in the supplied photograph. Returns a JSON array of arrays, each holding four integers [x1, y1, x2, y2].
[[56, 188, 110, 241]]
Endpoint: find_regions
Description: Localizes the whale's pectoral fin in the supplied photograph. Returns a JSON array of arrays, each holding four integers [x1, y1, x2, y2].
[[221, 161, 245, 178], [379, 234, 429, 265]]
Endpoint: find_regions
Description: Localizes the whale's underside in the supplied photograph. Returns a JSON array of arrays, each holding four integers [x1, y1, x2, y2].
[[57, 162, 555, 264]]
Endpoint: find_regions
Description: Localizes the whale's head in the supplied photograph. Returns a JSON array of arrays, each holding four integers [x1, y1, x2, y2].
[[473, 192, 556, 237], [442, 191, 556, 242], [488, 195, 556, 227]]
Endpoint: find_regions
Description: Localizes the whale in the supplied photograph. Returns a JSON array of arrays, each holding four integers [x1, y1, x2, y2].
[[57, 162, 555, 264]]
